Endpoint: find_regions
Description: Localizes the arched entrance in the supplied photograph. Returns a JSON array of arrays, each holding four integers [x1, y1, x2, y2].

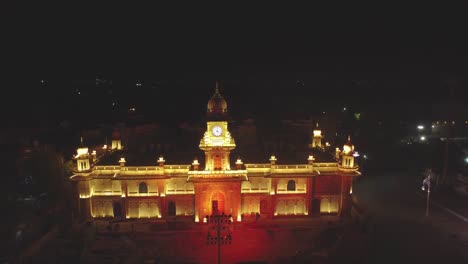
[[211, 191, 225, 215], [168, 201, 176, 216]]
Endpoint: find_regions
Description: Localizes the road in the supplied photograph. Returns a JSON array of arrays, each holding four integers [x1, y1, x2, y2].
[[353, 169, 468, 263]]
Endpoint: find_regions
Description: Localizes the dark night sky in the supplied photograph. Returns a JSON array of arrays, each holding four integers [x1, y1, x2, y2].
[[2, 5, 467, 127]]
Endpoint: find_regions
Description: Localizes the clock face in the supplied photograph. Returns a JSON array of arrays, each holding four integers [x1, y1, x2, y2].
[[211, 126, 222, 136]]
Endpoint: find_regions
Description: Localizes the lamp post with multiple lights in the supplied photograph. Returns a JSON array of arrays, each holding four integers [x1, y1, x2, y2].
[[206, 214, 232, 264]]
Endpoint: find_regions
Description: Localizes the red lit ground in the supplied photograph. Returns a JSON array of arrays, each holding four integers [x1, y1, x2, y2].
[[84, 216, 347, 264]]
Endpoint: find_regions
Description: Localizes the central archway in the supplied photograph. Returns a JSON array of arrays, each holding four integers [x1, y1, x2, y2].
[[211, 191, 225, 215]]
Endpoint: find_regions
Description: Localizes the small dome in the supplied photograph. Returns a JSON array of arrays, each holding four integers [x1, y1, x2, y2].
[[207, 81, 228, 114]]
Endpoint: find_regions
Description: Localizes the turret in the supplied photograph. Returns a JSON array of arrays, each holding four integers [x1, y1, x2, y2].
[[341, 136, 355, 168], [75, 137, 91, 172], [235, 157, 243, 169], [157, 156, 165, 167], [119, 157, 126, 167], [270, 155, 277, 165], [111, 130, 122, 150], [312, 123, 322, 148], [192, 156, 200, 170]]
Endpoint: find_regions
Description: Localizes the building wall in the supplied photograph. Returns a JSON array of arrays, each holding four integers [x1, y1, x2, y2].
[[76, 174, 355, 220]]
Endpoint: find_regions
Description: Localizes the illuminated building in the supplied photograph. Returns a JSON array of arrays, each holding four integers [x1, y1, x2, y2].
[[70, 81, 360, 221]]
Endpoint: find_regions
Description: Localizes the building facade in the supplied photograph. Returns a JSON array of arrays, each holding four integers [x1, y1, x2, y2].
[[70, 81, 360, 222]]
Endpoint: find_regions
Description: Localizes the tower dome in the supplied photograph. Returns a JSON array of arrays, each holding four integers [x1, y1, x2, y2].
[[207, 81, 228, 115]]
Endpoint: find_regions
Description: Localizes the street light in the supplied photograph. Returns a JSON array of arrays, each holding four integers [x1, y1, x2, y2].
[[206, 214, 232, 264], [422, 171, 432, 217]]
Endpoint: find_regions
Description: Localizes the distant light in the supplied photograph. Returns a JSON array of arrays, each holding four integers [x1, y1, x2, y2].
[[465, 157, 468, 163], [417, 125, 424, 130], [322, 112, 326, 114], [420, 136, 426, 141], [353, 152, 360, 157], [343, 107, 347, 111], [363, 155, 367, 159], [431, 125, 435, 128], [354, 113, 361, 121]]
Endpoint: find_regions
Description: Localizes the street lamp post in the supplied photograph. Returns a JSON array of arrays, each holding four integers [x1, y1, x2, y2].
[[422, 171, 432, 217], [206, 214, 232, 264]]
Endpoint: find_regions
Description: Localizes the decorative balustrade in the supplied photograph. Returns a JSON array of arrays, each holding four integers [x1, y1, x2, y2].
[[127, 191, 160, 197], [165, 189, 195, 194]]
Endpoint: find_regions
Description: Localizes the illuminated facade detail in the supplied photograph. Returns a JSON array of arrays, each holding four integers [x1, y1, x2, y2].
[[70, 81, 360, 221]]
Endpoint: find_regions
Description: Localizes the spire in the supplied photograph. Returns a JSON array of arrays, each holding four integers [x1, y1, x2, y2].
[[215, 80, 221, 94], [348, 135, 351, 142], [316, 122, 319, 128], [80, 136, 84, 146]]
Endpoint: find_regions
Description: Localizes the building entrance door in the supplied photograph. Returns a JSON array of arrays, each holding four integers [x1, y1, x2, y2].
[[211, 192, 225, 215]]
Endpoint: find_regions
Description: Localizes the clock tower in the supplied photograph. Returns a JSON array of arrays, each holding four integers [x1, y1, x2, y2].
[[199, 81, 236, 171]]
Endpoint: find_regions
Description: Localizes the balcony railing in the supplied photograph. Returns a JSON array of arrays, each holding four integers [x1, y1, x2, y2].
[[241, 187, 270, 193], [92, 190, 121, 196], [276, 187, 307, 194], [127, 191, 159, 197], [165, 189, 195, 195]]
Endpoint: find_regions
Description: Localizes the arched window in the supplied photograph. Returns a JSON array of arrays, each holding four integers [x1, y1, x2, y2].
[[287, 180, 296, 191], [139, 182, 148, 193]]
